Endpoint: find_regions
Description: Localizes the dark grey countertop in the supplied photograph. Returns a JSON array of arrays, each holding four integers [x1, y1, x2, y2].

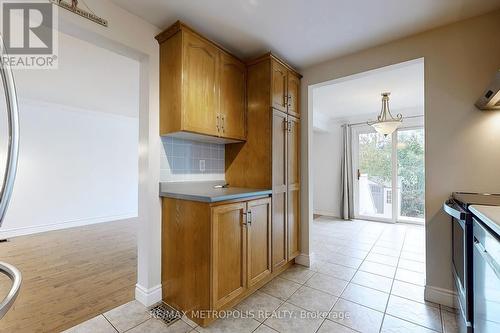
[[159, 181, 272, 203]]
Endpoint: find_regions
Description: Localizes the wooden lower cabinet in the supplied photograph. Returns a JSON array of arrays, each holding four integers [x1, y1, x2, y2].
[[212, 202, 247, 310], [162, 195, 290, 327], [287, 187, 300, 259], [247, 198, 272, 287]]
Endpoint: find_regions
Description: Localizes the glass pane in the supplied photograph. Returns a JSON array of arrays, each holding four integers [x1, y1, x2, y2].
[[358, 132, 392, 219], [397, 128, 425, 223]]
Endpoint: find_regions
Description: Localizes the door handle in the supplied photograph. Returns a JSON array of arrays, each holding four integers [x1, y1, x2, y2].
[[0, 35, 22, 320], [0, 35, 20, 226], [357, 169, 361, 180], [0, 262, 22, 320]]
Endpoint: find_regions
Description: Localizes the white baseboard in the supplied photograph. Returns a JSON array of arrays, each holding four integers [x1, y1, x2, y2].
[[295, 253, 310, 267], [135, 284, 162, 307], [424, 285, 457, 308], [0, 213, 137, 239], [313, 210, 340, 218]]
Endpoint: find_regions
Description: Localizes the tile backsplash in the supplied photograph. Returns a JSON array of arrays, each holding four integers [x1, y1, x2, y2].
[[160, 137, 225, 182]]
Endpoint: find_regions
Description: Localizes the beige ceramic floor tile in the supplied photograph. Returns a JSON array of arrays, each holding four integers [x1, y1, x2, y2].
[[359, 261, 396, 278], [126, 319, 192, 333], [259, 277, 301, 300], [234, 291, 282, 322], [62, 315, 117, 333], [391, 280, 437, 306], [381, 315, 439, 333], [263, 302, 324, 333], [103, 300, 151, 332], [351, 271, 393, 293], [195, 315, 260, 333], [386, 295, 442, 331], [365, 253, 399, 267], [317, 319, 357, 333], [330, 299, 384, 333], [252, 324, 279, 333], [288, 285, 337, 313], [442, 309, 460, 333], [279, 264, 315, 284], [341, 283, 389, 312], [316, 262, 357, 281], [395, 268, 426, 286], [398, 258, 426, 273], [305, 272, 349, 296]]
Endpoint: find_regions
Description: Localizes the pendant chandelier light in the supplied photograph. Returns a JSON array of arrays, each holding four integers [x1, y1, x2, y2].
[[368, 92, 403, 136]]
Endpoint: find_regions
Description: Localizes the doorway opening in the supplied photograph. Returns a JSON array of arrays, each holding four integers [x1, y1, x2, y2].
[[311, 58, 425, 225]]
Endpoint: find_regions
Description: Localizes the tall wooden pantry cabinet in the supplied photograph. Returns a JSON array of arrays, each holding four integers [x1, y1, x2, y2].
[[226, 52, 301, 271]]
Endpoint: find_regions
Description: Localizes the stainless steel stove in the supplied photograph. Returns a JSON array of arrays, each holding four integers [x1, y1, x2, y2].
[[444, 192, 500, 333]]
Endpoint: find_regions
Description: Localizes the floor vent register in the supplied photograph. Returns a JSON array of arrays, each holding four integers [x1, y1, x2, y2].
[[149, 302, 182, 326]]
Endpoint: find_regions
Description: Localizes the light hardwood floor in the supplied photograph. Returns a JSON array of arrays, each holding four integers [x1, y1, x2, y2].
[[0, 219, 137, 333]]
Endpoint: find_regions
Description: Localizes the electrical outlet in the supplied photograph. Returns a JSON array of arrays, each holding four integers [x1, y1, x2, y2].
[[199, 159, 206, 172]]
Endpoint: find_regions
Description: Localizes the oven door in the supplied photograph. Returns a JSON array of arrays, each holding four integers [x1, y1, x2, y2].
[[444, 200, 473, 332]]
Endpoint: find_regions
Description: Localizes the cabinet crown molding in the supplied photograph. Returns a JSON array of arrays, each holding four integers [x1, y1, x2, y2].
[[155, 20, 242, 61]]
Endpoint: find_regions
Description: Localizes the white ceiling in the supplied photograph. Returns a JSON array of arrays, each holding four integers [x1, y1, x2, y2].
[[111, 0, 500, 69], [313, 60, 424, 121]]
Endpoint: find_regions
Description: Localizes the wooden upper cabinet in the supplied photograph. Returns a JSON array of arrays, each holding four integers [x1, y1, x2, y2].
[[287, 72, 300, 118], [247, 198, 272, 287], [211, 202, 247, 310], [183, 31, 219, 136], [271, 61, 288, 113], [156, 21, 246, 142], [220, 53, 246, 140]]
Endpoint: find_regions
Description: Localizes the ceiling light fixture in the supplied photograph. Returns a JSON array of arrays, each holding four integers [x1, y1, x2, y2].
[[368, 92, 403, 136]]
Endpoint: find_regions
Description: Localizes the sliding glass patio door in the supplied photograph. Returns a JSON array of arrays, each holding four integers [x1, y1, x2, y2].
[[352, 122, 424, 224]]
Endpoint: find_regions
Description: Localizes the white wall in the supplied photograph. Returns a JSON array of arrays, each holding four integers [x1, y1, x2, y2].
[[312, 124, 342, 217], [302, 9, 500, 306], [0, 32, 140, 238], [0, 0, 162, 306]]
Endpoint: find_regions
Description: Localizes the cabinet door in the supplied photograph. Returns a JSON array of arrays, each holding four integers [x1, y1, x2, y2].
[[272, 110, 288, 269], [287, 116, 300, 259], [271, 61, 288, 113], [247, 198, 272, 287], [183, 31, 219, 136], [211, 202, 247, 309], [287, 72, 300, 118], [220, 53, 246, 140]]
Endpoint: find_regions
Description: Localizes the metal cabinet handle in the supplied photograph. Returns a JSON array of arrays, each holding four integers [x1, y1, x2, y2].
[[221, 114, 225, 134], [0, 262, 22, 320], [0, 35, 20, 227], [242, 211, 252, 226], [216, 114, 220, 133], [288, 95, 292, 108]]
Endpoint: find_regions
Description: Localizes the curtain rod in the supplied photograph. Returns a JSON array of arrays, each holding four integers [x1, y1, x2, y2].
[[345, 114, 424, 127]]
